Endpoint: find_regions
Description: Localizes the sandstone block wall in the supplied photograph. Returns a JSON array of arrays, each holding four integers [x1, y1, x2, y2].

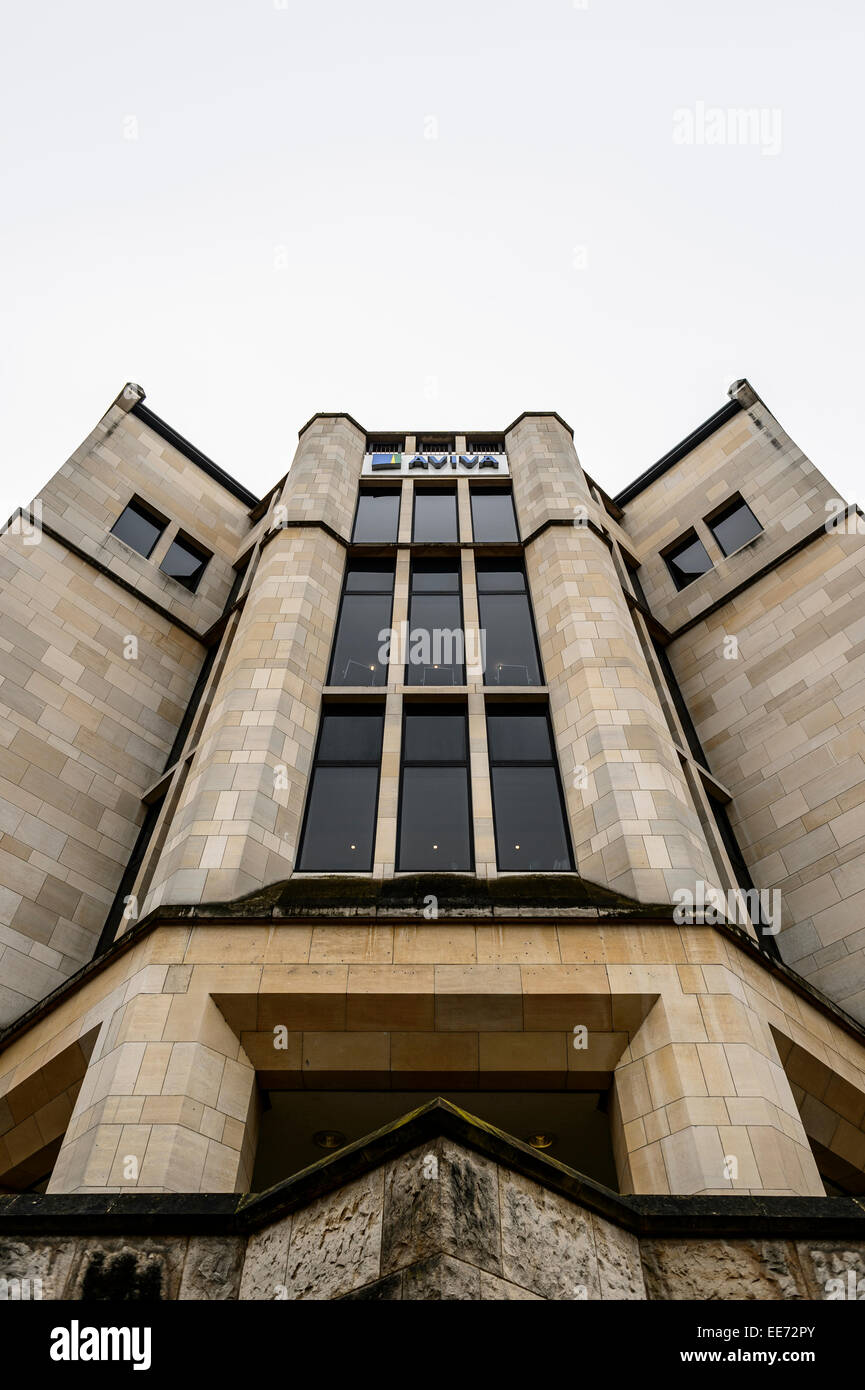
[[0, 386, 251, 1024]]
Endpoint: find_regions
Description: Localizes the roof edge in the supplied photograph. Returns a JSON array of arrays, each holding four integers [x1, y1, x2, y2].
[[504, 410, 574, 439], [613, 397, 743, 507], [131, 401, 260, 509]]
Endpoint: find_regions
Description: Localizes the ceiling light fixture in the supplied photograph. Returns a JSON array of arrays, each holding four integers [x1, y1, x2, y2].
[[526, 1133, 556, 1150], [313, 1130, 347, 1151]]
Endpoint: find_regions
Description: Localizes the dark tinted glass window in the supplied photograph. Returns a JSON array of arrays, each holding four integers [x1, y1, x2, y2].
[[398, 705, 471, 870], [410, 559, 460, 592], [406, 559, 464, 686], [490, 767, 572, 871], [664, 533, 713, 590], [317, 707, 385, 762], [471, 487, 519, 543], [486, 706, 573, 871], [476, 560, 541, 686], [487, 707, 553, 762], [475, 559, 526, 592], [708, 498, 762, 557], [344, 560, 395, 593], [329, 561, 394, 686], [413, 488, 458, 543], [352, 488, 401, 543], [110, 500, 165, 558], [298, 706, 383, 871], [159, 535, 211, 592], [403, 707, 466, 762]]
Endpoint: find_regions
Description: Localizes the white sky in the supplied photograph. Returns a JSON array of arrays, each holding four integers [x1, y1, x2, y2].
[[1, 0, 863, 519]]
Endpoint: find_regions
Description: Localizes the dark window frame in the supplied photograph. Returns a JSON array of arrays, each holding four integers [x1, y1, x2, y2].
[[297, 702, 385, 872], [109, 496, 168, 559], [705, 494, 763, 558], [351, 484, 402, 544], [470, 484, 520, 543], [412, 484, 459, 543], [485, 702, 575, 872], [662, 530, 714, 591], [475, 557, 544, 687], [327, 559, 395, 687], [406, 557, 466, 687], [159, 530, 212, 593], [396, 702, 474, 872]]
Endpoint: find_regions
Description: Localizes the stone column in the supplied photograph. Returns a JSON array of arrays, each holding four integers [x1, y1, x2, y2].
[[143, 416, 364, 909], [48, 990, 257, 1194], [506, 413, 721, 906], [611, 983, 824, 1196]]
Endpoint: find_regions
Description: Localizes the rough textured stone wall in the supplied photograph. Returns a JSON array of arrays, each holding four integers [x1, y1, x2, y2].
[[2, 1135, 863, 1300]]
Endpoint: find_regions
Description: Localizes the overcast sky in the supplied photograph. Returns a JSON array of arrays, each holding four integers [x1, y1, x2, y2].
[[2, 0, 863, 521]]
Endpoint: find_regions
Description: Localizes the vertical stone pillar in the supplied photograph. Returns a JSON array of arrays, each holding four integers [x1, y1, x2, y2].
[[143, 416, 364, 909], [505, 413, 720, 906], [48, 992, 257, 1194], [611, 989, 824, 1196]]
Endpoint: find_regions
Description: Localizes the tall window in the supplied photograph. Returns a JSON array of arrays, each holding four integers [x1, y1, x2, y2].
[[413, 486, 458, 543], [470, 486, 519, 543], [328, 560, 394, 686], [406, 559, 464, 686], [110, 498, 166, 558], [352, 487, 401, 543], [298, 705, 384, 870], [486, 706, 573, 871], [397, 705, 472, 870], [476, 558, 542, 686]]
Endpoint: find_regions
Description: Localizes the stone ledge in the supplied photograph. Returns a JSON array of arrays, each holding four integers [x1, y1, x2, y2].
[[2, 1100, 863, 1240]]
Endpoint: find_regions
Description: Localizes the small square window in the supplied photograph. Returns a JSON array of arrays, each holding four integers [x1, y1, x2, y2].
[[707, 497, 763, 557], [663, 532, 713, 590], [110, 499, 166, 558], [159, 534, 211, 592]]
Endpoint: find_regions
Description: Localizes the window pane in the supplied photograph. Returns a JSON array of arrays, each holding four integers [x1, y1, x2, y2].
[[328, 593, 392, 685], [353, 489, 400, 543], [160, 537, 210, 592], [665, 534, 713, 590], [316, 707, 384, 762], [479, 593, 541, 685], [398, 765, 471, 870], [491, 766, 572, 870], [471, 488, 519, 543], [298, 766, 379, 870], [403, 708, 466, 762], [110, 501, 164, 558], [406, 594, 464, 685], [413, 488, 458, 542], [343, 560, 395, 592], [410, 559, 460, 593], [710, 500, 762, 557], [487, 708, 553, 762], [475, 558, 526, 592]]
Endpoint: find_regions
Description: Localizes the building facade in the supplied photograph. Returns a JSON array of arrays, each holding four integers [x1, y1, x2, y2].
[[2, 379, 865, 1298]]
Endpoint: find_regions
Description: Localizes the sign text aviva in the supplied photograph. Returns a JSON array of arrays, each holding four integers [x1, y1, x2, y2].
[[363, 451, 509, 477]]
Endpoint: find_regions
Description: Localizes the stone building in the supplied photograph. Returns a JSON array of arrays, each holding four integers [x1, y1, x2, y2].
[[1, 378, 865, 1300]]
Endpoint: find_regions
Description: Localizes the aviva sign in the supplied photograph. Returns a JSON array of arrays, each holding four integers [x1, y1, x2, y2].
[[362, 452, 509, 476]]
